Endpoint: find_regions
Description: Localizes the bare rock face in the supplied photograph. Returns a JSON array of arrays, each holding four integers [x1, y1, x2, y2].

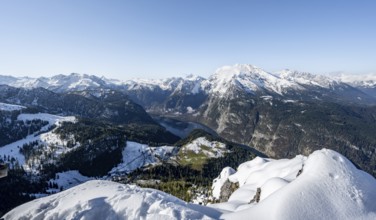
[[219, 179, 239, 202], [296, 165, 304, 177], [249, 187, 261, 204]]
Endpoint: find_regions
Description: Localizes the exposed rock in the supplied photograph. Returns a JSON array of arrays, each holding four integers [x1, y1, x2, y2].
[[296, 164, 304, 177], [249, 187, 261, 204], [219, 179, 239, 202]]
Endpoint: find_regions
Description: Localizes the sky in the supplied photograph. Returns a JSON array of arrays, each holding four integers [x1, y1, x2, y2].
[[0, 0, 375, 80]]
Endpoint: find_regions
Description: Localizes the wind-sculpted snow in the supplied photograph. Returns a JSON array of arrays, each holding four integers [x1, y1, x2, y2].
[[211, 149, 376, 220], [3, 180, 221, 220], [4, 149, 376, 220]]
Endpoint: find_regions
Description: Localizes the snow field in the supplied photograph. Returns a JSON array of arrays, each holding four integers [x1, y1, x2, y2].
[[211, 149, 376, 220], [3, 180, 221, 220], [0, 102, 26, 111]]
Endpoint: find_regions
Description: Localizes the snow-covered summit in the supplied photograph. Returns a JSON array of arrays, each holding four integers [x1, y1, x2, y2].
[[207, 64, 301, 95], [210, 149, 376, 220]]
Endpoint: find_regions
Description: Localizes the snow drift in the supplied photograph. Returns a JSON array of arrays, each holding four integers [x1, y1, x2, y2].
[[3, 180, 220, 220], [3, 149, 376, 220], [211, 149, 376, 220]]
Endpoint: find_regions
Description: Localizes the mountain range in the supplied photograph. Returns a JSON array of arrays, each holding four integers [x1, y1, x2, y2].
[[1, 64, 376, 219], [1, 64, 376, 100], [1, 64, 376, 176]]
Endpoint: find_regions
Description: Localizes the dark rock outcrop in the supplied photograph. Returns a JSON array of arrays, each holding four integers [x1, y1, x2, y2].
[[219, 180, 239, 202], [249, 187, 261, 204]]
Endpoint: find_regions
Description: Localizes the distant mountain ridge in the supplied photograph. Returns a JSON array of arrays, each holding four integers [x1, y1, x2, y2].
[[1, 64, 375, 101]]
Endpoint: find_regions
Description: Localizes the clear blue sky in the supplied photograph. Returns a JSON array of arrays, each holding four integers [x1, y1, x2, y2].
[[0, 0, 375, 80]]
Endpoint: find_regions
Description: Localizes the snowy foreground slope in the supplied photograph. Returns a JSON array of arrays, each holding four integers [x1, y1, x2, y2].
[[3, 180, 221, 220], [4, 149, 376, 220], [212, 149, 376, 220]]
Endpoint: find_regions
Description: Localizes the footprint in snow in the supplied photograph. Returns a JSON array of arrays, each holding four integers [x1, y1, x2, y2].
[[329, 173, 339, 179], [332, 155, 344, 163]]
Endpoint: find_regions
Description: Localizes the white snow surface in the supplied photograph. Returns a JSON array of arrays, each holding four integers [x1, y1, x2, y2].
[[210, 149, 376, 219], [3, 180, 220, 220], [110, 141, 176, 175], [0, 102, 26, 111], [4, 149, 376, 219]]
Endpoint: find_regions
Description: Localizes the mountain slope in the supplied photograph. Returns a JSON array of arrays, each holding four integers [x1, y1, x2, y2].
[[0, 85, 156, 124], [4, 149, 376, 220], [2, 180, 221, 220], [336, 73, 376, 98]]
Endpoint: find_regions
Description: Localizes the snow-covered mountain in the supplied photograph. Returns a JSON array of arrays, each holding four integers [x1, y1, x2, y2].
[[1, 64, 375, 101], [4, 149, 376, 220], [207, 64, 302, 96], [0, 73, 113, 92]]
